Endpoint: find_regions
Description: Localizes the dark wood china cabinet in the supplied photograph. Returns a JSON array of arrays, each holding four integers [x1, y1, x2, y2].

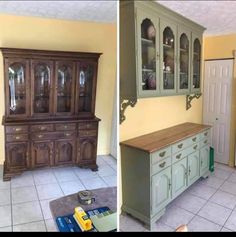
[[1, 48, 101, 181]]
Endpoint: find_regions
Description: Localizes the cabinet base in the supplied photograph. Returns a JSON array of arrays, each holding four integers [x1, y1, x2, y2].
[[78, 163, 98, 172], [201, 171, 209, 179], [121, 204, 166, 231], [2, 162, 99, 181]]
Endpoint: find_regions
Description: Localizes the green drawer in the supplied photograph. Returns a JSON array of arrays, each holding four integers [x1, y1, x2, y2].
[[200, 129, 210, 141], [172, 134, 200, 154], [172, 139, 190, 154], [151, 156, 171, 175], [200, 137, 210, 148], [172, 143, 199, 164], [188, 134, 200, 145], [151, 146, 171, 164]]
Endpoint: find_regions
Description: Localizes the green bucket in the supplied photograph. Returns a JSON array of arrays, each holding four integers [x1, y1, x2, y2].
[[209, 147, 214, 172]]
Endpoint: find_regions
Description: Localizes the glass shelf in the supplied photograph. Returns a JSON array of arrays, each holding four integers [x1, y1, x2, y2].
[[163, 43, 172, 48], [142, 38, 154, 45], [142, 68, 154, 72], [180, 48, 187, 52]]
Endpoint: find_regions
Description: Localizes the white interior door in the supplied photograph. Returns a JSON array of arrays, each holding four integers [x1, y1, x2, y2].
[[203, 60, 233, 164]]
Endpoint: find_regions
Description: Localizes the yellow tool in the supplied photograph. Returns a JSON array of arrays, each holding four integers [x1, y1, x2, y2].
[[73, 206, 92, 231]]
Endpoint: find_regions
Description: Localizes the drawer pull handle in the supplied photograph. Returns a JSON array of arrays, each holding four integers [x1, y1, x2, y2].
[[192, 137, 197, 142], [204, 140, 208, 144], [176, 154, 182, 159], [38, 135, 43, 138], [15, 128, 22, 132], [204, 132, 208, 136], [15, 136, 20, 140], [193, 145, 198, 150], [40, 126, 46, 130], [65, 133, 71, 137], [168, 179, 171, 190], [185, 169, 188, 177], [64, 125, 68, 129], [159, 151, 166, 157], [178, 143, 183, 149], [159, 161, 166, 168]]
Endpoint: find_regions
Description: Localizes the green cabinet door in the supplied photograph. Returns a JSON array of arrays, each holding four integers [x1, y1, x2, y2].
[[172, 157, 187, 199], [177, 27, 191, 95], [187, 151, 200, 186], [152, 167, 171, 214], [136, 8, 160, 98], [200, 145, 209, 176], [160, 19, 177, 95], [191, 33, 202, 94]]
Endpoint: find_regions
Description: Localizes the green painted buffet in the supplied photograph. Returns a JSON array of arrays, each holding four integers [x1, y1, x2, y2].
[[120, 123, 211, 230], [120, 1, 205, 100]]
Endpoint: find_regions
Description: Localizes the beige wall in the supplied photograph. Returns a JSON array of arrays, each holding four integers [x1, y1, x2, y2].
[[0, 14, 117, 164], [204, 34, 236, 167], [120, 96, 203, 141]]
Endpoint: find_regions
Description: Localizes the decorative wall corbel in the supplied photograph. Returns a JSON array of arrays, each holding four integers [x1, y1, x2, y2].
[[186, 93, 202, 110], [120, 98, 137, 124]]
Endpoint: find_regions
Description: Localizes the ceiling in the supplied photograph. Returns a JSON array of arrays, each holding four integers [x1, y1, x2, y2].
[[0, 0, 116, 23], [157, 1, 236, 36]]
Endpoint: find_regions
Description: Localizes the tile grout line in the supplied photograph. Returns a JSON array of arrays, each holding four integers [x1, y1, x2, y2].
[[51, 168, 66, 197], [71, 165, 91, 189], [163, 172, 229, 230], [10, 179, 13, 231], [32, 170, 47, 232], [190, 174, 232, 229]]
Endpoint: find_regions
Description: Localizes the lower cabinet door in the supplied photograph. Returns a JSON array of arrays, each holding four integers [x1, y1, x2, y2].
[[151, 167, 171, 214], [78, 137, 97, 164], [200, 145, 209, 176], [6, 142, 29, 171], [55, 140, 76, 165], [187, 151, 200, 186], [172, 157, 187, 199], [31, 141, 54, 168]]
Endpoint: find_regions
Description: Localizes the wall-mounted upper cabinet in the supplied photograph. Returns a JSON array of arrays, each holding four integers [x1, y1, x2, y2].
[[120, 1, 205, 101]]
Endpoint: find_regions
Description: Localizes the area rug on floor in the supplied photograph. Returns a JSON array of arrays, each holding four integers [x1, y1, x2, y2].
[[49, 186, 117, 232]]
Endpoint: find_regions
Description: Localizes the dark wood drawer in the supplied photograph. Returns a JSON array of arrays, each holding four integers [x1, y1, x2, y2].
[[6, 125, 28, 134], [55, 123, 76, 131], [78, 122, 97, 130], [79, 130, 97, 137], [6, 134, 29, 142], [31, 131, 76, 140], [30, 124, 54, 132]]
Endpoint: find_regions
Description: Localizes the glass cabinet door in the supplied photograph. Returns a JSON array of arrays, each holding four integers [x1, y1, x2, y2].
[[137, 11, 159, 97], [162, 26, 176, 92], [7, 60, 29, 117], [192, 37, 201, 92], [55, 61, 75, 115], [76, 62, 97, 116], [32, 61, 53, 116], [178, 32, 190, 93]]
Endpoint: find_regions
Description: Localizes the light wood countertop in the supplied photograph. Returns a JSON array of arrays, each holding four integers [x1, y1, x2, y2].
[[120, 122, 211, 153]]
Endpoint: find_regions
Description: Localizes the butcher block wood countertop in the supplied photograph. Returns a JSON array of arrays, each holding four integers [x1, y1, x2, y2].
[[120, 122, 211, 153]]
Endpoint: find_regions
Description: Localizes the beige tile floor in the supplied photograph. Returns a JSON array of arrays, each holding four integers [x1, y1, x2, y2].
[[0, 155, 117, 232], [120, 162, 236, 232]]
